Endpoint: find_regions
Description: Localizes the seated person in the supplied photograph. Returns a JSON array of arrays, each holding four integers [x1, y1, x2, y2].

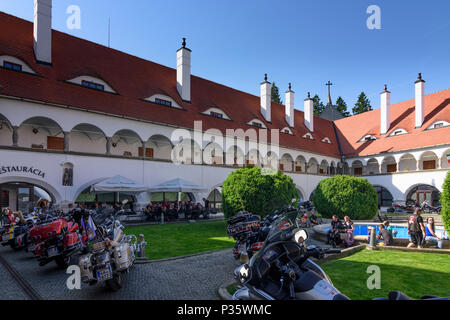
[[309, 212, 320, 226], [425, 217, 443, 249], [377, 224, 394, 246], [326, 215, 342, 244]]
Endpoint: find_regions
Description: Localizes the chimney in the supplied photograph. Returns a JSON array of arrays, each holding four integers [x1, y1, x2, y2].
[[33, 0, 52, 65], [285, 83, 294, 127], [415, 73, 425, 128], [380, 84, 391, 135], [304, 92, 314, 132], [176, 38, 191, 102], [260, 74, 271, 122]]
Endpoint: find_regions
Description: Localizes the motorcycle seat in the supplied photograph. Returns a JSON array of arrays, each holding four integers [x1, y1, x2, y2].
[[388, 291, 413, 300]]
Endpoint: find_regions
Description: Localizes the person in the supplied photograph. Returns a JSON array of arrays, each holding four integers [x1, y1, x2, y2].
[[309, 212, 320, 226], [424, 217, 443, 249], [203, 198, 210, 219], [407, 208, 426, 248], [377, 224, 394, 246], [343, 216, 354, 247], [326, 215, 342, 245]]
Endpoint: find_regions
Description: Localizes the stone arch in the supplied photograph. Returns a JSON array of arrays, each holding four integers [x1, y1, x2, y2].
[[18, 116, 64, 149], [0, 175, 63, 204], [70, 123, 107, 154], [110, 129, 143, 157], [419, 151, 439, 170], [203, 142, 224, 165], [280, 153, 294, 171]]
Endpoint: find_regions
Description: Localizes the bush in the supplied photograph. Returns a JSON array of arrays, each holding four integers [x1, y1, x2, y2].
[[441, 171, 450, 233], [312, 175, 378, 220], [222, 166, 299, 218]]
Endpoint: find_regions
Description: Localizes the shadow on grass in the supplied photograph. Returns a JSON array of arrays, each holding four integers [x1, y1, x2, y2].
[[322, 259, 450, 300]]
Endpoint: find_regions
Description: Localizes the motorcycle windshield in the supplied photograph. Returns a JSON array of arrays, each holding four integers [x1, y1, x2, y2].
[[262, 209, 299, 248]]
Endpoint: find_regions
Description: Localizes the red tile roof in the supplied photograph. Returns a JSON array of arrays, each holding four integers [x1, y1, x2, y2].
[[334, 89, 450, 157], [0, 12, 340, 158], [0, 12, 449, 160]]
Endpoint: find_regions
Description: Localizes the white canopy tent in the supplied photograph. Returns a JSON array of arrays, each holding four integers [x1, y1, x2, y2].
[[90, 175, 150, 201], [148, 178, 208, 193]]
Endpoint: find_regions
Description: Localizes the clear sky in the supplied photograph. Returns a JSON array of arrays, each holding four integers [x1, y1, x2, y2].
[[2, 0, 450, 113]]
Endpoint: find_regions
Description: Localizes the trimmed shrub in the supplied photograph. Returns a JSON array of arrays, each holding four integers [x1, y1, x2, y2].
[[312, 175, 378, 220], [441, 171, 450, 233], [222, 166, 299, 218]]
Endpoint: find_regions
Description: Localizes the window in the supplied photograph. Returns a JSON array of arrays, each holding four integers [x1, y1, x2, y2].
[[295, 166, 302, 172], [155, 98, 172, 107], [387, 164, 397, 173], [251, 122, 262, 128], [434, 123, 443, 129], [423, 160, 436, 170], [321, 137, 331, 144], [210, 111, 223, 119], [374, 186, 393, 207], [81, 80, 104, 91], [138, 147, 154, 158], [354, 167, 362, 176], [47, 136, 64, 150], [302, 133, 314, 140], [3, 61, 22, 72]]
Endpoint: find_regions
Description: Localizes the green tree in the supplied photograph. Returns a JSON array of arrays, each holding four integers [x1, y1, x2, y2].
[[441, 171, 450, 233], [312, 175, 378, 220], [352, 92, 372, 115], [222, 166, 299, 218], [271, 82, 282, 104], [335, 96, 350, 117], [312, 94, 325, 116]]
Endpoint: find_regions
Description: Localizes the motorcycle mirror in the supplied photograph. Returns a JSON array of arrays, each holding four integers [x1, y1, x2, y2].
[[291, 198, 297, 204], [295, 229, 308, 243], [122, 199, 129, 205], [238, 264, 251, 284]]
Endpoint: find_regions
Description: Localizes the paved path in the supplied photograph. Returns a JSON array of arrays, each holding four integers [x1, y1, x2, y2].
[[0, 245, 239, 300]]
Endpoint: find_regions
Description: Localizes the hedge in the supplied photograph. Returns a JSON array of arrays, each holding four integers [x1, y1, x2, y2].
[[312, 175, 378, 220], [222, 166, 299, 218], [441, 171, 450, 233]]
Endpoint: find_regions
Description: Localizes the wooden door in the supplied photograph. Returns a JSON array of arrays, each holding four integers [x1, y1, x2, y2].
[[423, 160, 436, 170], [47, 136, 64, 150]]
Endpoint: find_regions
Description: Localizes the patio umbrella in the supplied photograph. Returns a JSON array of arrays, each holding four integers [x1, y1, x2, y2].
[[90, 175, 150, 202], [148, 178, 208, 193]]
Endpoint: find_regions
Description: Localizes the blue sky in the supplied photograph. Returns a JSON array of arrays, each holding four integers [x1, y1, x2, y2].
[[2, 0, 450, 113]]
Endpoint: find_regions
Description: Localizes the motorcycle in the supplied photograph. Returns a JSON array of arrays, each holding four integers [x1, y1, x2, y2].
[[233, 209, 450, 300], [227, 212, 265, 262], [420, 201, 441, 214], [31, 212, 84, 269], [78, 200, 137, 291], [0, 209, 36, 251]]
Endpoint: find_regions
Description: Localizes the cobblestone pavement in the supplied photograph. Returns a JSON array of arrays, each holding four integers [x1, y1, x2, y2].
[[0, 245, 240, 300]]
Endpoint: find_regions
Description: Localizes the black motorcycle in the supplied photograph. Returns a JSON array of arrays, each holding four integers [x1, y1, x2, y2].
[[233, 209, 450, 300]]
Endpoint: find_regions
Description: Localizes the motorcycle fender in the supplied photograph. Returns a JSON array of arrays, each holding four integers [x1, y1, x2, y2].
[[114, 243, 133, 271], [79, 254, 94, 282]]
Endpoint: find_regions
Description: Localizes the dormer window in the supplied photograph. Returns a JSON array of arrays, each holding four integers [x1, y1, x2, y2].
[[67, 76, 117, 94], [359, 134, 376, 142], [426, 120, 449, 130], [81, 80, 104, 91], [302, 133, 314, 140], [281, 127, 293, 135], [3, 61, 22, 72], [155, 98, 172, 107], [0, 56, 37, 74], [389, 128, 408, 137], [247, 119, 267, 129], [210, 111, 223, 119], [321, 137, 331, 144], [201, 107, 231, 120]]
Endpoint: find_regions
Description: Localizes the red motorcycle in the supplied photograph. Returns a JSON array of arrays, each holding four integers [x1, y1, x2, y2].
[[30, 216, 84, 269]]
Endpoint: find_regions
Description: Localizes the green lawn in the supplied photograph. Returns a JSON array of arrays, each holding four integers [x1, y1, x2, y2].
[[125, 221, 234, 260], [321, 250, 450, 300]]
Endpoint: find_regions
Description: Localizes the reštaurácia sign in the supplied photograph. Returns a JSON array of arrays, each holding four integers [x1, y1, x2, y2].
[[0, 166, 45, 178]]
